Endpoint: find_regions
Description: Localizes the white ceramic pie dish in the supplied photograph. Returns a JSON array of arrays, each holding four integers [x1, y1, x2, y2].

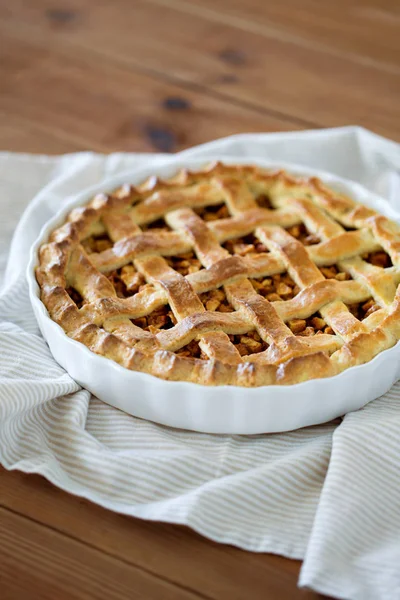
[[27, 155, 400, 434]]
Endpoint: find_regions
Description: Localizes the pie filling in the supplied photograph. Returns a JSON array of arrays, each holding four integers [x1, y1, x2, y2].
[[165, 252, 202, 275], [175, 339, 206, 359], [131, 305, 176, 334], [141, 218, 172, 232], [223, 233, 268, 255], [286, 223, 321, 246], [66, 286, 85, 308], [81, 234, 113, 254], [362, 251, 392, 268], [255, 194, 274, 209], [195, 203, 230, 221], [68, 208, 386, 359]]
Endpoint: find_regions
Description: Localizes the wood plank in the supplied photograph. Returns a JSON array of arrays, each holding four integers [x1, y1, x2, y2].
[[0, 505, 203, 600], [0, 110, 89, 154], [1, 0, 399, 140], [168, 0, 400, 69], [0, 24, 303, 154], [0, 469, 326, 600]]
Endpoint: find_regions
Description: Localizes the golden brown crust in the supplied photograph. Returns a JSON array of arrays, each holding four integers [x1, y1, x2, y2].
[[36, 162, 400, 387]]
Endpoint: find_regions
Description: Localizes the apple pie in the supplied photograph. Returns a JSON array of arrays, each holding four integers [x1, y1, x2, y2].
[[36, 163, 400, 386]]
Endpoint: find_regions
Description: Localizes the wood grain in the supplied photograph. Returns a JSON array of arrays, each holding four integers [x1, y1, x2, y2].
[[174, 0, 400, 68], [0, 111, 86, 154], [0, 0, 398, 598], [0, 469, 327, 600], [1, 0, 399, 140], [0, 506, 203, 600], [0, 14, 305, 155]]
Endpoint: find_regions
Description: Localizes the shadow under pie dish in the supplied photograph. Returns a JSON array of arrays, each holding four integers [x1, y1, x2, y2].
[[28, 157, 400, 433]]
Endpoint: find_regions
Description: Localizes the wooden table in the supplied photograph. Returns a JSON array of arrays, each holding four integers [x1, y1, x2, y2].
[[1, 1, 398, 598]]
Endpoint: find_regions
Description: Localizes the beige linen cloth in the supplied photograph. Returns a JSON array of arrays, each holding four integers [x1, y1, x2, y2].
[[1, 128, 400, 600]]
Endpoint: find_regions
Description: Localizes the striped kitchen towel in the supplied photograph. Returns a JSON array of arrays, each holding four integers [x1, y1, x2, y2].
[[1, 128, 400, 600]]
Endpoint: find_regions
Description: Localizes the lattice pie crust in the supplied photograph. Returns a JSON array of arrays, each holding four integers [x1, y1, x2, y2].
[[36, 163, 400, 386]]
